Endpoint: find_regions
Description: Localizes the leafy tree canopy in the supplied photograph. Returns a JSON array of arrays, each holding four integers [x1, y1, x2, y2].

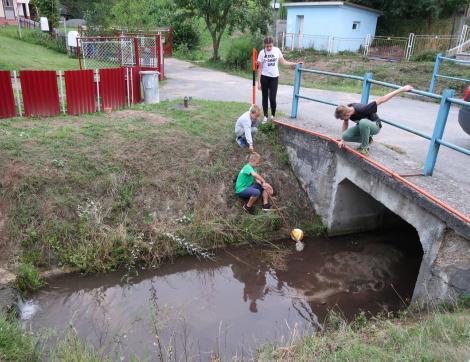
[[175, 0, 273, 60], [30, 0, 60, 27], [59, 0, 96, 19]]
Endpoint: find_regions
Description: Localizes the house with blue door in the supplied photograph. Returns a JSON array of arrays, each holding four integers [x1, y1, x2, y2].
[[282, 1, 381, 53]]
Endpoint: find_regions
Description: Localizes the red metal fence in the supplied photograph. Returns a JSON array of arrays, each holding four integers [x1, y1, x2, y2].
[[0, 67, 142, 119], [78, 26, 173, 56], [0, 71, 17, 119]]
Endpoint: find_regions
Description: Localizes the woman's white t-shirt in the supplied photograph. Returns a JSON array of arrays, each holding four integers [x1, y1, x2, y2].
[[257, 46, 283, 78]]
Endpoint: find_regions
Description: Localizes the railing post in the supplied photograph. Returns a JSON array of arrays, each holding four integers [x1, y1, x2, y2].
[[364, 34, 371, 57], [423, 88, 454, 176], [361, 73, 373, 104], [405, 33, 414, 60], [429, 53, 442, 93], [291, 63, 302, 118]]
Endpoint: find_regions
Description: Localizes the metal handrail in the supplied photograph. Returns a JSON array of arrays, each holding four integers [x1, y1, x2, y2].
[[291, 64, 470, 176]]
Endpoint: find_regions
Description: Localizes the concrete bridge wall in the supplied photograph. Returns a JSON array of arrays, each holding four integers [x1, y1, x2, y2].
[[279, 124, 470, 304]]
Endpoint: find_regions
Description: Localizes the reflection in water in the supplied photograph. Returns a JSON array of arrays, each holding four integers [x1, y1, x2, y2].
[[231, 262, 268, 313], [26, 229, 421, 360]]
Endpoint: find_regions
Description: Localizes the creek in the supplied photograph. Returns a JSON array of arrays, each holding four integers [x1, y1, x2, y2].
[[23, 227, 421, 360]]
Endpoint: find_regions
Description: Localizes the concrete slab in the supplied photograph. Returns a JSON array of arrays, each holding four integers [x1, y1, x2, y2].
[[160, 58, 470, 224]]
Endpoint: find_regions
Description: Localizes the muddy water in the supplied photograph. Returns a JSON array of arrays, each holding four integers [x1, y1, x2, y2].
[[27, 229, 421, 360]]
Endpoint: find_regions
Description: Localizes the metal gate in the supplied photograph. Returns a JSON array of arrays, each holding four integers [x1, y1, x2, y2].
[[78, 37, 138, 70]]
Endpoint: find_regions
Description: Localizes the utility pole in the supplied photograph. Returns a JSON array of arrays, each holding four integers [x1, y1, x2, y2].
[[272, 0, 280, 45]]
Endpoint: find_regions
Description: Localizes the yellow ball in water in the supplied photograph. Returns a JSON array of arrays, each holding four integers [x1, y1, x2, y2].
[[291, 228, 304, 242]]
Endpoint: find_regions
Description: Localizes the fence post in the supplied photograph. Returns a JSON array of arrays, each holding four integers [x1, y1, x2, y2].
[[429, 53, 442, 93], [361, 73, 373, 104], [327, 35, 333, 55], [364, 34, 371, 57], [291, 63, 302, 118], [405, 33, 414, 60], [423, 88, 454, 176], [458, 25, 468, 52]]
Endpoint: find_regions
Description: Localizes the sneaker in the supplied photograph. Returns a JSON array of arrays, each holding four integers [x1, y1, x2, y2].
[[262, 116, 268, 124], [243, 204, 256, 215], [236, 136, 246, 147], [359, 148, 370, 156], [357, 137, 374, 150], [270, 115, 276, 122], [262, 204, 272, 212]]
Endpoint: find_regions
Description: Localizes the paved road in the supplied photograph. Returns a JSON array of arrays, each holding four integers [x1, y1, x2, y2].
[[160, 57, 470, 220]]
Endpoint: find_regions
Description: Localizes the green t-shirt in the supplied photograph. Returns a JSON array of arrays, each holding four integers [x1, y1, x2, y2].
[[235, 163, 257, 194]]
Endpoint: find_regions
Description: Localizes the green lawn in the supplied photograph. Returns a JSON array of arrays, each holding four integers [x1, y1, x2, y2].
[[0, 28, 80, 71]]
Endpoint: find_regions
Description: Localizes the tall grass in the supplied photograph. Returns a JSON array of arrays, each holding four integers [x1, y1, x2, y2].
[[0, 314, 43, 360], [257, 300, 470, 361]]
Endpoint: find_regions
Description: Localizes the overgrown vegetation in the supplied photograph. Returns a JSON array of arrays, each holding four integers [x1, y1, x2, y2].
[[15, 263, 47, 293], [257, 296, 470, 360], [0, 100, 319, 277], [3, 24, 67, 55], [0, 314, 43, 361]]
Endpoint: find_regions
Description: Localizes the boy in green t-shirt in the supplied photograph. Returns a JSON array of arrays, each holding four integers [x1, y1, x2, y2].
[[235, 152, 274, 215]]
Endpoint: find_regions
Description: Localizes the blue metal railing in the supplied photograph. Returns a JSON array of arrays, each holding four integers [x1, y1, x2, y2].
[[291, 64, 470, 176], [429, 53, 470, 93]]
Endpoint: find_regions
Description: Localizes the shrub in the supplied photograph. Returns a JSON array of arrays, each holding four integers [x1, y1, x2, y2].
[[15, 263, 47, 293], [171, 18, 200, 51], [410, 51, 439, 62], [0, 314, 42, 360], [225, 34, 264, 71]]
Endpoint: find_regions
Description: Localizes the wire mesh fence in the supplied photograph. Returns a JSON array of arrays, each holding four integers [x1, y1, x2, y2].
[[123, 34, 160, 68], [330, 37, 366, 54], [282, 33, 329, 52], [365, 35, 409, 59], [78, 26, 172, 56], [413, 35, 460, 56], [78, 37, 137, 70], [282, 30, 470, 60]]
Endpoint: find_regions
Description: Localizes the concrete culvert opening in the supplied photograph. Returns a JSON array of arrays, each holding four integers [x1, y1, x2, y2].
[[328, 179, 424, 303]]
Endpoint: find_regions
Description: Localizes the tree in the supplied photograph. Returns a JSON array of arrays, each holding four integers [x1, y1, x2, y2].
[[175, 0, 272, 60], [289, 0, 467, 28], [60, 0, 96, 19], [84, 1, 117, 27], [346, 0, 466, 28], [30, 0, 60, 27]]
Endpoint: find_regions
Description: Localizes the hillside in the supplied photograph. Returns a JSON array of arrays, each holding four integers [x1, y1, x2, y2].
[[0, 28, 79, 71]]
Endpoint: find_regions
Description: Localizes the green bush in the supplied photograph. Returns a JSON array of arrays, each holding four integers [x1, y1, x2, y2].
[[15, 263, 47, 293], [23, 29, 66, 54], [224, 34, 264, 71], [171, 18, 200, 51], [0, 314, 42, 360], [410, 51, 439, 62]]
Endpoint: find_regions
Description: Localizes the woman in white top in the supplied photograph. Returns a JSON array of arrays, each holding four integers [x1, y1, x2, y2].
[[257, 36, 303, 123]]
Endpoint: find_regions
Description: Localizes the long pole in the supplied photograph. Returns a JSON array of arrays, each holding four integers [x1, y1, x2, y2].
[[273, 0, 277, 44], [252, 49, 257, 104]]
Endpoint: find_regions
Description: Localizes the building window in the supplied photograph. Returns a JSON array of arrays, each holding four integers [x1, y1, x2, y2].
[[352, 21, 360, 31]]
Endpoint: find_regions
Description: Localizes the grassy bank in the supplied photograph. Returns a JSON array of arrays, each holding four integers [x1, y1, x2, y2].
[[0, 99, 318, 279], [258, 299, 470, 361], [0, 26, 79, 71]]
